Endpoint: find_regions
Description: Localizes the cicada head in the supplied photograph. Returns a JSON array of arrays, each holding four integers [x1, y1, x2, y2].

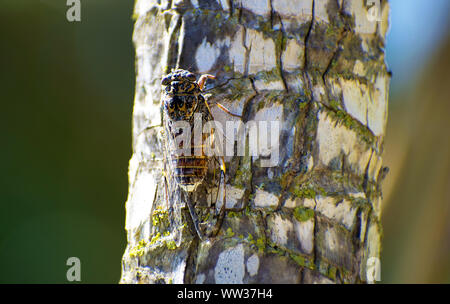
[[162, 69, 196, 85], [161, 69, 201, 121]]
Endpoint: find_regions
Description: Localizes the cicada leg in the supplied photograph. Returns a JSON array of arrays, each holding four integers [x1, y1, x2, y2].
[[207, 156, 227, 238], [185, 191, 205, 241], [163, 172, 169, 209], [198, 74, 241, 118], [215, 102, 242, 118], [197, 74, 215, 91]]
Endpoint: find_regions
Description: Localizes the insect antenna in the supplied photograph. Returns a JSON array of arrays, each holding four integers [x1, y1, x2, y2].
[[215, 102, 242, 118]]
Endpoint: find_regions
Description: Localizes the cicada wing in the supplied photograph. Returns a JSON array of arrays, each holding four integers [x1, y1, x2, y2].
[[165, 166, 185, 246], [200, 98, 236, 165], [170, 188, 184, 246], [162, 123, 185, 246], [215, 164, 226, 214], [204, 98, 248, 164], [203, 166, 226, 238]]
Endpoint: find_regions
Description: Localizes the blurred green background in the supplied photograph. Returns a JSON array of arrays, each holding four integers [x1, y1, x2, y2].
[[0, 0, 133, 283], [0, 0, 449, 283]]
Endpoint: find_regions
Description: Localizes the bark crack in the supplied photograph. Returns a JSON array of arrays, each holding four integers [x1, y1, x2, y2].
[[362, 149, 374, 194], [312, 212, 319, 275], [165, 13, 183, 73], [204, 76, 247, 92], [277, 13, 289, 92], [183, 237, 200, 283], [269, 0, 274, 29], [322, 28, 349, 86], [227, 0, 233, 17], [241, 78, 258, 121], [302, 0, 315, 102], [303, 0, 315, 71], [242, 26, 251, 77], [351, 207, 363, 281]]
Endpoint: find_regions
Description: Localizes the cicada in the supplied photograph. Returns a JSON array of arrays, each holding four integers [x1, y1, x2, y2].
[[160, 69, 229, 240]]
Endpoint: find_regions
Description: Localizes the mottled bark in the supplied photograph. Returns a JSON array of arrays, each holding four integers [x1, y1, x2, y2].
[[120, 0, 390, 284]]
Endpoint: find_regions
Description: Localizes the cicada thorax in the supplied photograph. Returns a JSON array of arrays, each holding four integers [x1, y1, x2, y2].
[[161, 71, 214, 193]]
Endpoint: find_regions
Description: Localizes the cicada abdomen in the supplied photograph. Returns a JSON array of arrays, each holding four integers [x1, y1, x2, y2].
[[161, 69, 224, 240]]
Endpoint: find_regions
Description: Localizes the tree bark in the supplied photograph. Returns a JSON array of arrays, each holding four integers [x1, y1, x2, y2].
[[120, 0, 390, 284]]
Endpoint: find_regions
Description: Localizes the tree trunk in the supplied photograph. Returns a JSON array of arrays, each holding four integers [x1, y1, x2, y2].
[[120, 0, 390, 284]]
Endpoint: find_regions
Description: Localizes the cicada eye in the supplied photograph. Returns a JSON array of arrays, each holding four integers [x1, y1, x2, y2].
[[186, 73, 196, 82], [162, 76, 171, 85]]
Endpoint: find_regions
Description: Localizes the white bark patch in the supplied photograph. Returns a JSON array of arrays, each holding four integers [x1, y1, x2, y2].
[[365, 222, 381, 275], [133, 91, 161, 127], [349, 192, 365, 199], [304, 198, 316, 209], [134, 131, 158, 163], [173, 259, 187, 284], [316, 111, 372, 175], [325, 229, 338, 252], [306, 154, 314, 172], [294, 219, 314, 254], [282, 39, 304, 71], [254, 104, 283, 123], [344, 0, 377, 34], [215, 185, 245, 209], [315, 196, 357, 230], [228, 186, 245, 208], [246, 29, 277, 74], [137, 45, 157, 86], [340, 78, 370, 126], [267, 169, 275, 181], [314, 277, 336, 284], [378, 2, 390, 43], [359, 208, 368, 242], [254, 79, 285, 92], [214, 244, 245, 284], [374, 195, 382, 217], [284, 197, 316, 209], [272, 0, 313, 19], [268, 213, 293, 246], [127, 153, 140, 188], [367, 75, 388, 136], [229, 27, 246, 74], [195, 37, 220, 73], [135, 0, 155, 16], [353, 60, 366, 77], [246, 254, 260, 277], [312, 85, 326, 103], [219, 0, 230, 11], [125, 166, 155, 232], [253, 104, 283, 161], [283, 198, 296, 208], [360, 36, 371, 54], [190, 0, 200, 8], [195, 273, 206, 284], [314, 0, 330, 23], [286, 74, 304, 93], [368, 153, 382, 181], [254, 189, 279, 209], [239, 0, 271, 16]]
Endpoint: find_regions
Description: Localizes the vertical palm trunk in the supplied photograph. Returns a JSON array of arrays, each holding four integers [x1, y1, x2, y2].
[[121, 0, 390, 284]]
